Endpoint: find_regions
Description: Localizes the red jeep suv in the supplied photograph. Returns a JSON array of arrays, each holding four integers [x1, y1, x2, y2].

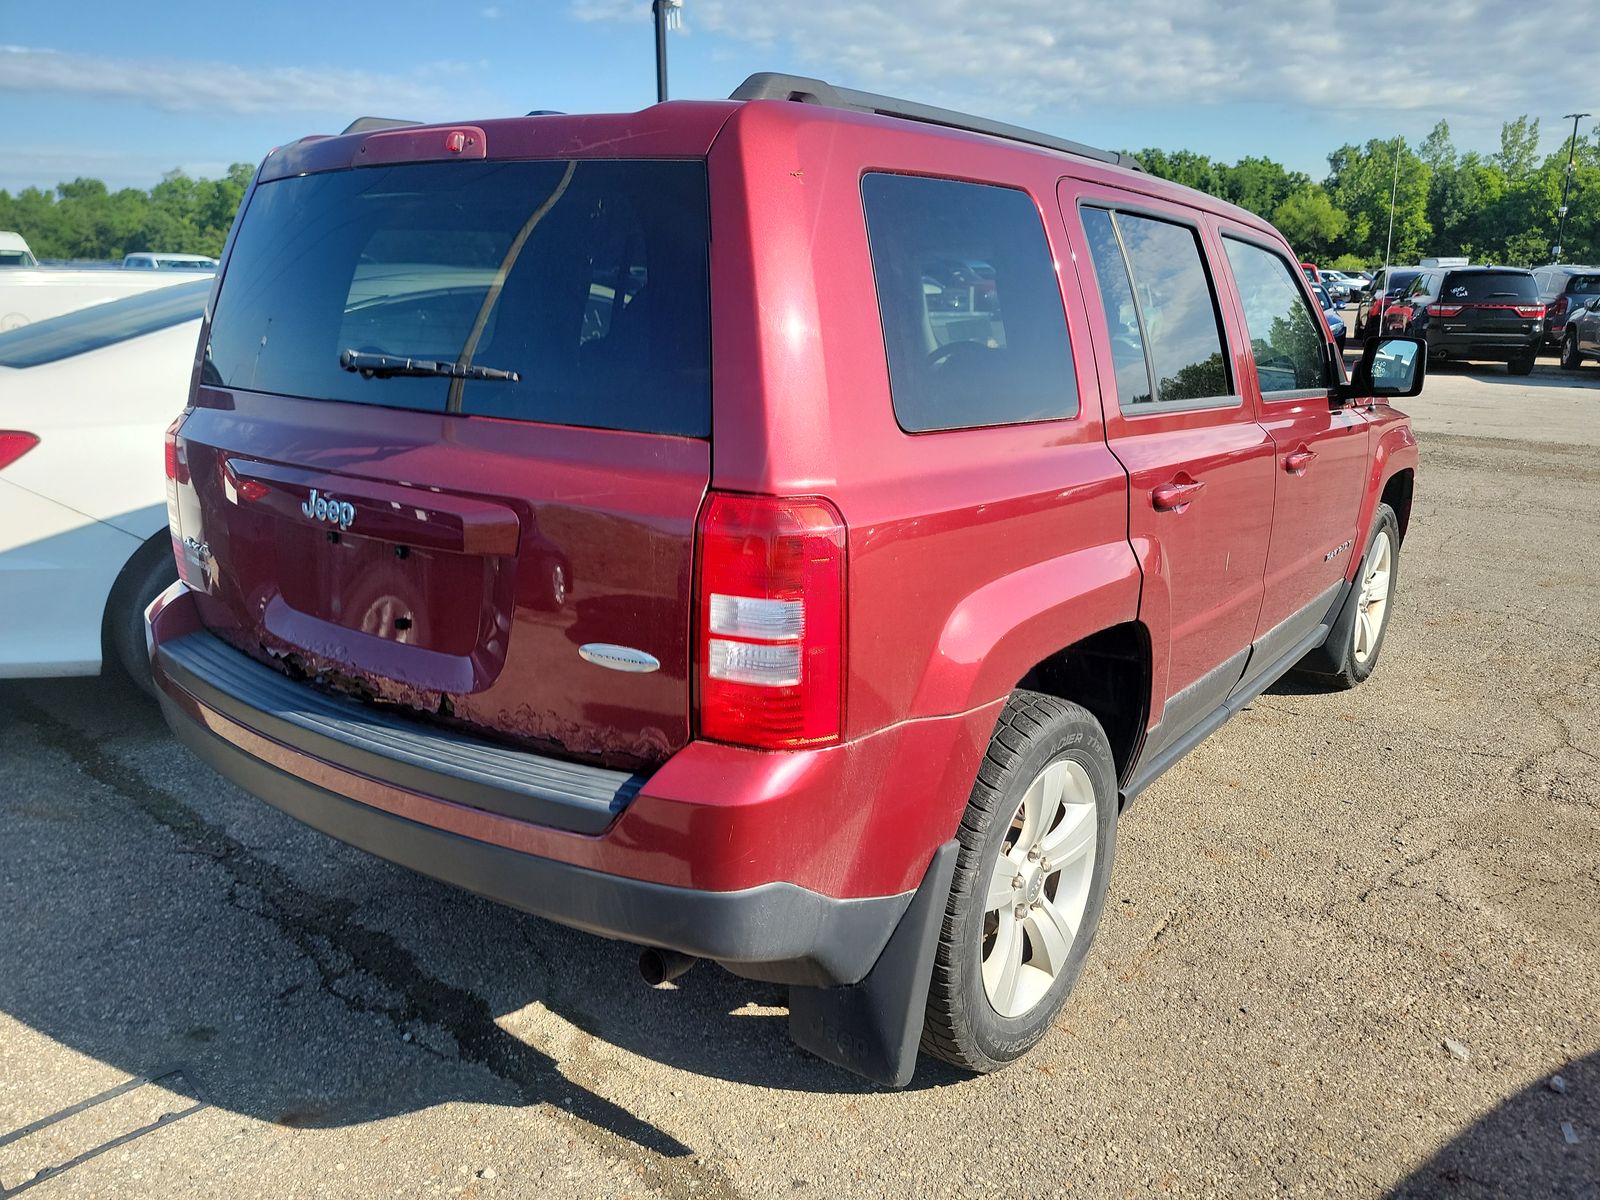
[[149, 73, 1424, 1086]]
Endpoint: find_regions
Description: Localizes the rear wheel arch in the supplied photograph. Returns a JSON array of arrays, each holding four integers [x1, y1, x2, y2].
[[1013, 621, 1151, 791], [101, 530, 180, 694]]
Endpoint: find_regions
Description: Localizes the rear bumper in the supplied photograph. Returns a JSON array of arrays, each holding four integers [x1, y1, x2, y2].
[[149, 583, 994, 986], [1425, 329, 1539, 359]]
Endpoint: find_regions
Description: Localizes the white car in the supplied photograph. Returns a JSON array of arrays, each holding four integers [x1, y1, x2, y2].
[[1, 231, 39, 268], [0, 278, 208, 689], [0, 267, 209, 331], [122, 252, 219, 271]]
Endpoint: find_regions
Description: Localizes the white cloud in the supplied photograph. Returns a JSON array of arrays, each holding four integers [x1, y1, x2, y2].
[[0, 44, 474, 117], [569, 0, 1580, 120]]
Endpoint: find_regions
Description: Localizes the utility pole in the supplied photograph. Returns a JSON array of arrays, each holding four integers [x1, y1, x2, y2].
[[652, 0, 684, 103], [1384, 135, 1402, 270], [1554, 112, 1590, 263]]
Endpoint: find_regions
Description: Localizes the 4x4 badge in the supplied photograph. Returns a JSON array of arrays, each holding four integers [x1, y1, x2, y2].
[[302, 488, 356, 530]]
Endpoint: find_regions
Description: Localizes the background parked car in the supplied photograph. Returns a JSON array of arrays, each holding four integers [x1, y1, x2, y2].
[[1320, 269, 1366, 299], [1531, 263, 1600, 349], [1355, 268, 1420, 339], [0, 266, 210, 331], [1385, 265, 1544, 374], [1312, 283, 1348, 351], [122, 252, 219, 271], [0, 278, 207, 690], [1559, 294, 1600, 370], [1, 231, 39, 268]]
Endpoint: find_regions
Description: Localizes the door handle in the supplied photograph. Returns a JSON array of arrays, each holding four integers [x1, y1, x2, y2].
[[1284, 447, 1318, 475], [1152, 477, 1205, 512]]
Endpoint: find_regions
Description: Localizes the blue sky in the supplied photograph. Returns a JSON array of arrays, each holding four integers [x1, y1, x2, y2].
[[0, 0, 1591, 194]]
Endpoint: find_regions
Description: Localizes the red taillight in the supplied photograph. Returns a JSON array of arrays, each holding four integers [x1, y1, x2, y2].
[[1514, 305, 1545, 318], [695, 492, 846, 750], [1552, 296, 1569, 320], [163, 417, 188, 484], [0, 431, 39, 471], [1426, 304, 1463, 317]]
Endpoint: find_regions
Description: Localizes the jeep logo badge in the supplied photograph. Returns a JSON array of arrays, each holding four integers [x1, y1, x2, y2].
[[302, 488, 356, 530]]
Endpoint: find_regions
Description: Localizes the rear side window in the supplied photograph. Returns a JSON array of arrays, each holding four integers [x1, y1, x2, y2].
[[1081, 207, 1232, 409], [1568, 274, 1600, 296], [204, 159, 711, 437], [1222, 238, 1330, 395], [861, 173, 1078, 432], [1385, 271, 1419, 296], [0, 279, 209, 368], [1440, 271, 1539, 302]]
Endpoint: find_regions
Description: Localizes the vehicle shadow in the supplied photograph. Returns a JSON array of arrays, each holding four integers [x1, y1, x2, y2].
[[0, 675, 962, 1154], [1385, 1050, 1597, 1198], [1421, 358, 1596, 389]]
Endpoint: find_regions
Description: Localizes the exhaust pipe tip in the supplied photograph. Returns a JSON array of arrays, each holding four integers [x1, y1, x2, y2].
[[639, 947, 697, 987]]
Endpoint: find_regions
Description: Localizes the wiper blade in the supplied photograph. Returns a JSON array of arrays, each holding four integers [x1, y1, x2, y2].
[[339, 349, 520, 382]]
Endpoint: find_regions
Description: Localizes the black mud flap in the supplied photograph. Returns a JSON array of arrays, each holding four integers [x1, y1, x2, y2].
[[787, 840, 958, 1087]]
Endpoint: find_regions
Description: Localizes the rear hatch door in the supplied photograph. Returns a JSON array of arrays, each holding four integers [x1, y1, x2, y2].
[[1440, 271, 1542, 340], [177, 149, 713, 770]]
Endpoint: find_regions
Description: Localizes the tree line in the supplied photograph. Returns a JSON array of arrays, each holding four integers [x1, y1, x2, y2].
[[0, 114, 1593, 269], [0, 164, 254, 262], [1132, 117, 1598, 270]]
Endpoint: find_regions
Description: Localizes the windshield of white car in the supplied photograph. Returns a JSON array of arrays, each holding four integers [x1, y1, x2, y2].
[[0, 279, 209, 368]]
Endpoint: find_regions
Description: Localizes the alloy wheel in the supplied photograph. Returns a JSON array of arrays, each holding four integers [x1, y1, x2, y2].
[[1353, 529, 1394, 665], [979, 758, 1098, 1018]]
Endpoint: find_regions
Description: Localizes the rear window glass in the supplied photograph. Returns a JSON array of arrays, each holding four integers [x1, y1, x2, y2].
[[0, 279, 208, 368], [1440, 271, 1539, 302], [204, 159, 711, 437], [861, 173, 1078, 433], [1568, 274, 1600, 296]]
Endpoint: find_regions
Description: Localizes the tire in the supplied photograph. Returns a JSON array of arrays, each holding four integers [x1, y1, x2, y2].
[[1297, 504, 1400, 690], [1507, 351, 1536, 376], [103, 536, 179, 698], [1560, 332, 1583, 371], [921, 692, 1117, 1073]]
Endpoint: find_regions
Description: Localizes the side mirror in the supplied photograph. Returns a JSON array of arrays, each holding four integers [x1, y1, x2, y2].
[[1339, 334, 1426, 402]]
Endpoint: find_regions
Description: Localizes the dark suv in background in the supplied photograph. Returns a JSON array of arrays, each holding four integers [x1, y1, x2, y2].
[[1355, 268, 1419, 339], [1385, 265, 1544, 374], [1531, 264, 1600, 350]]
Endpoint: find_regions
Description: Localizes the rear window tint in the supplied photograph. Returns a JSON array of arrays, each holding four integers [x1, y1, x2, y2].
[[861, 173, 1078, 433], [1440, 271, 1539, 302], [1568, 275, 1600, 296], [204, 159, 711, 437], [0, 279, 208, 368]]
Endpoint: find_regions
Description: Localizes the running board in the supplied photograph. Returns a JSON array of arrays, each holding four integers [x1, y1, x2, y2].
[[1120, 589, 1348, 808]]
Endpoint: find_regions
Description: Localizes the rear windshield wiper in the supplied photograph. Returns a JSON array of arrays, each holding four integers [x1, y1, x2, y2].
[[339, 349, 520, 382]]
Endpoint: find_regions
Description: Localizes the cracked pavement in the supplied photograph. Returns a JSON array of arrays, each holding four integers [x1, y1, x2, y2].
[[1, 356, 1597, 1198]]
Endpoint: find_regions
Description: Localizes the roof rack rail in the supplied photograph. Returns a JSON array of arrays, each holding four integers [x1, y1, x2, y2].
[[341, 116, 421, 135], [729, 72, 1143, 172]]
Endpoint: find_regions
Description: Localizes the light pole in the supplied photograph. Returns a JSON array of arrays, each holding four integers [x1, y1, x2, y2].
[[1554, 112, 1590, 263], [1383, 135, 1402, 270], [652, 0, 684, 103]]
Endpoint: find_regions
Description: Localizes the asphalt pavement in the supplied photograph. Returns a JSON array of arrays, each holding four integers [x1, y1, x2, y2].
[[1, 344, 1596, 1199]]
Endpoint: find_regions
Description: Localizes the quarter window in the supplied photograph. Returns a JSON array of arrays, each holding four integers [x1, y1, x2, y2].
[[862, 173, 1078, 432], [1222, 238, 1330, 395]]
